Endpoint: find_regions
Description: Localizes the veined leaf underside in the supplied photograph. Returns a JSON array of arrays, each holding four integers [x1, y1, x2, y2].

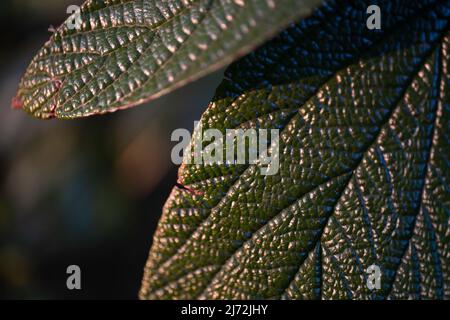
[[141, 0, 450, 300]]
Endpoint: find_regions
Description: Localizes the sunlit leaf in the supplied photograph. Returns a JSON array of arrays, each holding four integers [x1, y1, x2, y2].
[[14, 0, 321, 119]]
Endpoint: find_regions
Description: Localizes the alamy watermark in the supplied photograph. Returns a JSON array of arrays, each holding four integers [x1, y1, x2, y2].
[[48, 5, 82, 33], [66, 5, 82, 30], [66, 265, 81, 290], [366, 264, 381, 290], [171, 121, 280, 176], [366, 5, 381, 30]]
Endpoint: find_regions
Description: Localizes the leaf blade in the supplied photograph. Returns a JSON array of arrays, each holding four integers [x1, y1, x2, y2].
[[14, 0, 321, 119]]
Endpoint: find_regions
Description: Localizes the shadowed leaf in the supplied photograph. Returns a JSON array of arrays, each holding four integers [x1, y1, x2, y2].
[[141, 0, 450, 299]]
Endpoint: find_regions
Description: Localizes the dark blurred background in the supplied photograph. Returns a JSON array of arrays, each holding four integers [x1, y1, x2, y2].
[[0, 0, 223, 299]]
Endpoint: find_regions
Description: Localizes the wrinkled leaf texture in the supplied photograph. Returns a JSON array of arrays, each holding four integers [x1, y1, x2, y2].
[[14, 0, 321, 119], [141, 0, 450, 299]]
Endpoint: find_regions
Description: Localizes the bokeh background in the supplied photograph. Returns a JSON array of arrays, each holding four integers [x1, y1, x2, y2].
[[0, 0, 223, 299]]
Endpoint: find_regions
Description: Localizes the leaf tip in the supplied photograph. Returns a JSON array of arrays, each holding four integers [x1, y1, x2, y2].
[[11, 96, 23, 110]]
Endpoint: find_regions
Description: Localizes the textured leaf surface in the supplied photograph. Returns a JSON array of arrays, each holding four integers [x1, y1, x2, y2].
[[141, 0, 450, 299], [14, 0, 321, 119]]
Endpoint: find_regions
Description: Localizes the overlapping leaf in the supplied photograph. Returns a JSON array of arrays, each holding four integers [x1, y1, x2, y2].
[[140, 0, 450, 299], [13, 0, 321, 119]]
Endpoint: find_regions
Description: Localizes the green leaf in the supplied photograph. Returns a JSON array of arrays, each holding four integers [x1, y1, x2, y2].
[[140, 0, 450, 299], [14, 0, 321, 119]]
